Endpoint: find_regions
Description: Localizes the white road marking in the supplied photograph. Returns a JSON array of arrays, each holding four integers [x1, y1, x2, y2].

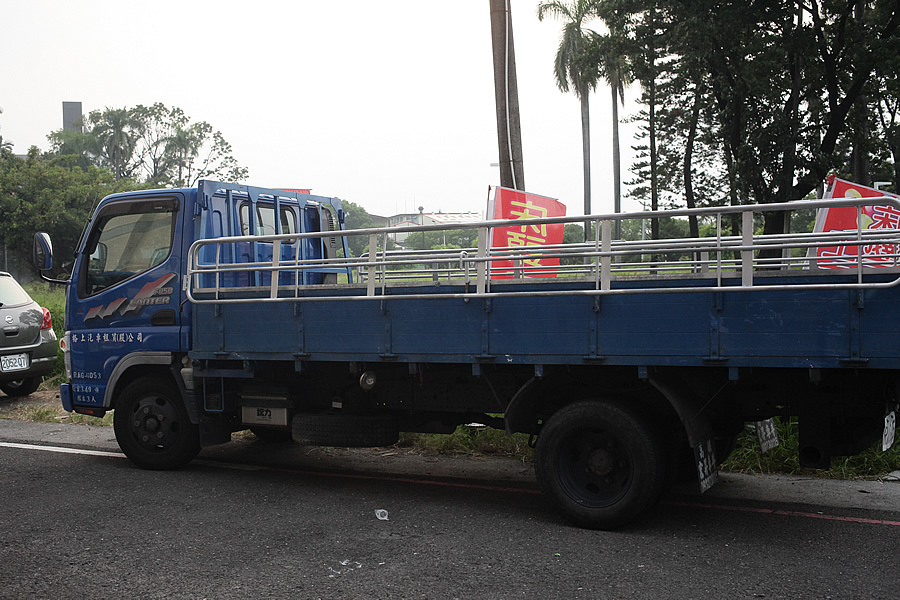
[[0, 441, 125, 458]]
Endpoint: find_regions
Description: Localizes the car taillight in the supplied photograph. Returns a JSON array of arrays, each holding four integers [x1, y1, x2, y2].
[[41, 307, 52, 330]]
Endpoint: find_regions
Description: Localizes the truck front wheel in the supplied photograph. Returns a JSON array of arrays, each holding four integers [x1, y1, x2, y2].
[[113, 376, 201, 470], [535, 399, 667, 530]]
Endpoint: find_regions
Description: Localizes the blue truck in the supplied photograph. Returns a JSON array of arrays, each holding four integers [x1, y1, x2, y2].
[[33, 180, 899, 529]]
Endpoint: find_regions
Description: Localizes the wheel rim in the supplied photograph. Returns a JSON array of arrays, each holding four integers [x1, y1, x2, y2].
[[554, 427, 632, 508], [127, 394, 184, 453]]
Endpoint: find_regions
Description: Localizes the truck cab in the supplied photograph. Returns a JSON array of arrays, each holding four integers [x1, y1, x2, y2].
[[35, 181, 348, 468]]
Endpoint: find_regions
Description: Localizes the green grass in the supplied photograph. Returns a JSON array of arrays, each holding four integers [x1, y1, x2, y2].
[[23, 282, 67, 383], [722, 417, 900, 479], [3, 402, 114, 426], [397, 425, 534, 460]]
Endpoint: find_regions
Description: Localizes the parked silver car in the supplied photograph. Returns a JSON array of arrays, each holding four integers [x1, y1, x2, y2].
[[0, 273, 57, 397]]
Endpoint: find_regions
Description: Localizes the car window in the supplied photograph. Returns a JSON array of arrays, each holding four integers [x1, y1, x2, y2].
[[0, 276, 32, 307]]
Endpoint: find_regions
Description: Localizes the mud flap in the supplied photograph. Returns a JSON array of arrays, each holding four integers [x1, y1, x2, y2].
[[694, 438, 719, 493]]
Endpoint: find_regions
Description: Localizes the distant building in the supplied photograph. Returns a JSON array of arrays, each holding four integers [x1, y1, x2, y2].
[[62, 102, 83, 133], [385, 210, 483, 245]]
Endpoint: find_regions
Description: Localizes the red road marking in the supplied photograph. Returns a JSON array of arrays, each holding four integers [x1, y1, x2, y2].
[[666, 500, 900, 526]]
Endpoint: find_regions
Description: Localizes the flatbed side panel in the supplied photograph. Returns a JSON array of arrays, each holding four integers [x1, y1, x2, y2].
[[190, 275, 900, 369], [593, 292, 712, 358], [388, 298, 482, 355], [858, 287, 900, 360], [718, 288, 851, 359]]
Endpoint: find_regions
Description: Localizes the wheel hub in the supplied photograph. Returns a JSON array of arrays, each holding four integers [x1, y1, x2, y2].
[[131, 399, 176, 448], [587, 448, 615, 476]]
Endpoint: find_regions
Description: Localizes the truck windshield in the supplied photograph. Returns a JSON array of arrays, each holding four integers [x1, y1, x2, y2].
[[82, 198, 177, 297]]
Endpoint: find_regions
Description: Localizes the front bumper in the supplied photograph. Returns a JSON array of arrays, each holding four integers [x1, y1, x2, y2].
[[60, 383, 73, 412]]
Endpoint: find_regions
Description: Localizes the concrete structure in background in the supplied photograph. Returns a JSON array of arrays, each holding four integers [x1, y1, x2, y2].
[[62, 101, 82, 133]]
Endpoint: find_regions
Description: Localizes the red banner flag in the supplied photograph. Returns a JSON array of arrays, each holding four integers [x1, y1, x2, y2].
[[487, 187, 566, 278], [814, 176, 899, 268]]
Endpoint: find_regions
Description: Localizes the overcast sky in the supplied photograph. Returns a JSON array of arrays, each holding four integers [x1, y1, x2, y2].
[[2, 0, 640, 219]]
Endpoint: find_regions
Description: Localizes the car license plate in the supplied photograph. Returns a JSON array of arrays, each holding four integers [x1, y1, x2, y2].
[[1, 353, 29, 372]]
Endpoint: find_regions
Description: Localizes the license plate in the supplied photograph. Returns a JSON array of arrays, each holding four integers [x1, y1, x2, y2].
[[755, 418, 780, 453], [241, 406, 289, 426], [1, 353, 29, 372], [694, 438, 719, 493]]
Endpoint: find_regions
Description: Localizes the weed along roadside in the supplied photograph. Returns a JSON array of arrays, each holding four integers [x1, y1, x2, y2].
[[2, 386, 898, 483]]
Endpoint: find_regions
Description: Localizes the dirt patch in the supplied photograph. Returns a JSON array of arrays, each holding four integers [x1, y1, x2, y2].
[[0, 388, 60, 418]]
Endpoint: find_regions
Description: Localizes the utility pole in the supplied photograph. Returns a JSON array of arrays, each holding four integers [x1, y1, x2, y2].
[[489, 0, 525, 191]]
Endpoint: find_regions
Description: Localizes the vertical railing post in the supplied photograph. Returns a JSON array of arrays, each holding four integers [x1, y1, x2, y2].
[[270, 240, 280, 299], [742, 210, 753, 287], [716, 214, 723, 288], [477, 226, 489, 295], [856, 205, 864, 284], [366, 233, 377, 296], [601, 220, 612, 291]]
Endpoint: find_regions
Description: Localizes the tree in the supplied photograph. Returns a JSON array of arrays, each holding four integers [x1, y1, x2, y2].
[[48, 104, 249, 187], [538, 0, 603, 238], [616, 0, 900, 247], [341, 199, 375, 257], [669, 0, 899, 235], [0, 147, 137, 279], [130, 103, 190, 185], [583, 3, 634, 238], [87, 107, 142, 180], [0, 108, 12, 152]]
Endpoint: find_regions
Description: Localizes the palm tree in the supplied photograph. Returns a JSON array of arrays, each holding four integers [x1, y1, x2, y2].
[[537, 0, 602, 240], [90, 107, 141, 180], [586, 26, 632, 239]]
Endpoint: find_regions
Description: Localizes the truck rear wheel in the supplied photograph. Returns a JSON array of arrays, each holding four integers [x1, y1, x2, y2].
[[113, 376, 201, 470], [535, 399, 667, 530]]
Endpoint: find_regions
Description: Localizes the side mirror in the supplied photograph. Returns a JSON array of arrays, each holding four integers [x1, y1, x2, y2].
[[88, 242, 108, 276], [32, 232, 53, 271]]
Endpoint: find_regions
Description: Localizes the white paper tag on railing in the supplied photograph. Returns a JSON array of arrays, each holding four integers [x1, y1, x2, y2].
[[884, 411, 896, 452]]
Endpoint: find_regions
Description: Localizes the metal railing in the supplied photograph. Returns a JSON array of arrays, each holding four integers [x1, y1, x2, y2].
[[186, 197, 900, 304]]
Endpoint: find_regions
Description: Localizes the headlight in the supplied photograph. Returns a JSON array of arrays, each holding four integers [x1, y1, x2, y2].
[[60, 332, 72, 380]]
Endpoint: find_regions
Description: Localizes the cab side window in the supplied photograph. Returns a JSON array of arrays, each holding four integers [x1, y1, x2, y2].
[[240, 203, 297, 236], [82, 199, 177, 297]]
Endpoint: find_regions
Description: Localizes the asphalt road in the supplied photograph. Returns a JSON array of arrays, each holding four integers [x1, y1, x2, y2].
[[0, 419, 898, 600]]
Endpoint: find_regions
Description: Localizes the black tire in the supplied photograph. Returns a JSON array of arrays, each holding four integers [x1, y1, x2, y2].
[[535, 399, 667, 530], [293, 412, 399, 447], [113, 377, 200, 470], [0, 377, 41, 397]]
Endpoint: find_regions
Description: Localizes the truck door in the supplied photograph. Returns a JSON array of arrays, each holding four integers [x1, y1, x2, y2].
[[66, 194, 185, 410]]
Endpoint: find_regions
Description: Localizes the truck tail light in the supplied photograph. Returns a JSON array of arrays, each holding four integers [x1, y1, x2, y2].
[[40, 307, 53, 330]]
